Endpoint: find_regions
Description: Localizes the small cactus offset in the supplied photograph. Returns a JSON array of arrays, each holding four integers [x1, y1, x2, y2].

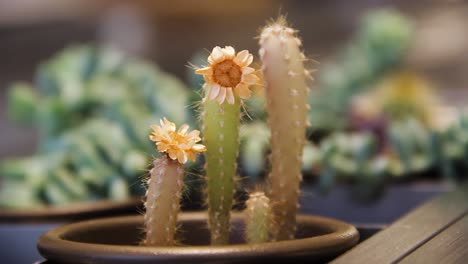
[[144, 118, 205, 246], [195, 46, 259, 245], [244, 191, 272, 244], [259, 17, 311, 241]]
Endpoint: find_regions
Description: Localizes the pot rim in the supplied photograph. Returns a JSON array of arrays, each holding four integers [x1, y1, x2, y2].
[[38, 212, 359, 262], [0, 198, 141, 223]]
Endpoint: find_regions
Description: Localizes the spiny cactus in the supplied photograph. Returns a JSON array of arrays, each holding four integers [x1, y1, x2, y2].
[[144, 158, 184, 246], [195, 46, 259, 245], [244, 191, 271, 244], [259, 17, 310, 241], [144, 118, 205, 246], [202, 99, 240, 245]]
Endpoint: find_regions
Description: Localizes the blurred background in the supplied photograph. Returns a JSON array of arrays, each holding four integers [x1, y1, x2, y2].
[[1, 0, 467, 158], [1, 0, 468, 211]]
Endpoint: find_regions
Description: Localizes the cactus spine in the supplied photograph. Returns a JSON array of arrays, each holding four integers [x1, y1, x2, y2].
[[259, 18, 310, 241], [244, 191, 271, 244], [144, 157, 184, 246], [203, 98, 240, 245]]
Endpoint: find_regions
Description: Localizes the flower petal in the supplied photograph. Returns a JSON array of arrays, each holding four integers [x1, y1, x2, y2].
[[161, 118, 176, 132], [178, 124, 189, 135], [208, 83, 221, 100], [223, 46, 235, 58], [234, 50, 249, 66], [168, 150, 178, 160], [192, 144, 207, 152], [187, 130, 201, 140], [226, 87, 235, 104], [208, 46, 224, 64], [216, 87, 227, 104], [177, 151, 188, 164], [244, 53, 253, 67], [242, 67, 255, 75], [242, 73, 260, 84], [235, 83, 251, 99], [195, 67, 212, 76]]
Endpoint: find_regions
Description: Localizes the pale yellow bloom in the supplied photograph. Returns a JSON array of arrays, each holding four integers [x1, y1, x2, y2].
[[195, 46, 260, 104], [149, 118, 206, 164]]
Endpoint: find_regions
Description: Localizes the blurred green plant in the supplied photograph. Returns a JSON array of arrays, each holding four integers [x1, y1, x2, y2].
[[309, 9, 413, 133], [0, 45, 191, 208]]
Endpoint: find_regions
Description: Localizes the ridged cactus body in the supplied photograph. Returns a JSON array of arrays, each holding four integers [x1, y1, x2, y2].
[[244, 191, 271, 244], [196, 46, 258, 245], [144, 117, 205, 246], [203, 99, 240, 245], [144, 157, 184, 246], [260, 18, 309, 241]]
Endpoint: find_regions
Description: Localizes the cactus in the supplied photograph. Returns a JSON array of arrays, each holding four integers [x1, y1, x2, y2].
[[195, 46, 259, 244], [244, 191, 271, 244], [144, 118, 206, 246], [203, 99, 240, 244], [259, 17, 310, 241], [144, 158, 184, 246]]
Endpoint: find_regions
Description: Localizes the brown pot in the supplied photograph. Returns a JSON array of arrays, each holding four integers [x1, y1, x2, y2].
[[37, 212, 359, 264], [0, 198, 141, 223]]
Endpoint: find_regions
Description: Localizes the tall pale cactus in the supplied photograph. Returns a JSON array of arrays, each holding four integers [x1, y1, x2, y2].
[[196, 46, 259, 245], [143, 118, 205, 246], [259, 18, 311, 241]]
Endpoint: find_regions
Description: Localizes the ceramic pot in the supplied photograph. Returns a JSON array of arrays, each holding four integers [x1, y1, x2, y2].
[[38, 212, 359, 264]]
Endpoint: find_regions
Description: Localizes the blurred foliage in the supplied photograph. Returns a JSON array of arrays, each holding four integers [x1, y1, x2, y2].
[[1, 45, 193, 208], [309, 9, 413, 133]]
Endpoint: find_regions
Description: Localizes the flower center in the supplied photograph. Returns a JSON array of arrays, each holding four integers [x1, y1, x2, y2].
[[213, 60, 242, 88], [169, 132, 189, 147]]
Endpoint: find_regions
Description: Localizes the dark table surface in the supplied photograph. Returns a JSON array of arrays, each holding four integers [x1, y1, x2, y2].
[[332, 181, 468, 264]]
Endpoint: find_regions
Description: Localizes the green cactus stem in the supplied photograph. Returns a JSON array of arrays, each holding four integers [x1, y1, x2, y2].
[[203, 98, 240, 245], [196, 46, 258, 245], [144, 157, 184, 246], [244, 191, 271, 244], [259, 17, 310, 241]]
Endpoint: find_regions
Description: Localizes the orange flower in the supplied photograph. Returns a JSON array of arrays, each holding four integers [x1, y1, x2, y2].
[[195, 46, 260, 104], [149, 118, 206, 164]]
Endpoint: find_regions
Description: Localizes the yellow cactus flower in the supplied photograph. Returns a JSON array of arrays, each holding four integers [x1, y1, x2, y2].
[[149, 118, 206, 164], [195, 46, 260, 104]]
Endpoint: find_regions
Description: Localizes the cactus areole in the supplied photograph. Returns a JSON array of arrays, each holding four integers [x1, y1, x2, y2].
[[260, 18, 311, 241]]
